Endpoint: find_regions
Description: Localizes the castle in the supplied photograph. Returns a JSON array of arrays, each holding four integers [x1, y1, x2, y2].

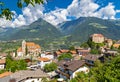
[[17, 40, 41, 57], [91, 34, 105, 43]]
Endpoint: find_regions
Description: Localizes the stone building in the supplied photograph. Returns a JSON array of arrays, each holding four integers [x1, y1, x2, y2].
[[17, 40, 41, 57], [91, 34, 104, 43]]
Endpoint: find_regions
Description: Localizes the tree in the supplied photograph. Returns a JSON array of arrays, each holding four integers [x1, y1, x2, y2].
[[0, 0, 44, 20], [6, 57, 27, 72], [41, 77, 48, 82], [25, 45, 28, 55], [70, 72, 89, 82], [90, 56, 120, 82], [58, 53, 73, 61], [44, 62, 57, 72], [80, 42, 89, 48]]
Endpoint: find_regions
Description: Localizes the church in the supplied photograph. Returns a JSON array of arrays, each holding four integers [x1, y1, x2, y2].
[[17, 40, 41, 57]]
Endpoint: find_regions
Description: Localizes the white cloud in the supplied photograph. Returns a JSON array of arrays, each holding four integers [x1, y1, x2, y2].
[[0, 18, 12, 28], [43, 9, 68, 25], [96, 3, 116, 19], [116, 10, 120, 13], [67, 0, 99, 17], [0, 0, 119, 28]]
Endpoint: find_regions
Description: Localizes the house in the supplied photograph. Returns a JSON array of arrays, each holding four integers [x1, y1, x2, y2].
[[84, 54, 103, 66], [76, 48, 90, 57], [69, 50, 77, 56], [113, 40, 120, 48], [0, 69, 49, 82], [104, 49, 118, 57], [91, 34, 104, 43], [0, 59, 6, 69], [57, 60, 89, 80], [0, 53, 7, 59], [54, 49, 69, 58], [17, 40, 41, 57], [54, 51, 62, 58], [37, 57, 52, 69], [41, 53, 54, 60], [105, 39, 113, 48]]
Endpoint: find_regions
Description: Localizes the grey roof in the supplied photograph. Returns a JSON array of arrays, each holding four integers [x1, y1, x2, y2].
[[116, 40, 120, 44], [0, 69, 49, 82], [11, 69, 49, 82], [0, 76, 11, 82], [58, 60, 85, 72], [84, 55, 101, 61]]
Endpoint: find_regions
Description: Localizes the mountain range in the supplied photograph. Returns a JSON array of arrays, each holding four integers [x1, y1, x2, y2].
[[0, 17, 120, 46]]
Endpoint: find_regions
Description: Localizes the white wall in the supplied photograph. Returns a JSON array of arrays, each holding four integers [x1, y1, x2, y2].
[[41, 54, 54, 59], [17, 52, 23, 57], [71, 66, 89, 79], [24, 78, 42, 82], [37, 60, 52, 69], [0, 64, 5, 69]]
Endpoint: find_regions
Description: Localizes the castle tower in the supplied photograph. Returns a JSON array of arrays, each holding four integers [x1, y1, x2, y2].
[[22, 40, 26, 55]]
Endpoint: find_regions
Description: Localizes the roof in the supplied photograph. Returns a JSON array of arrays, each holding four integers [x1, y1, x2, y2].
[[17, 47, 22, 52], [55, 51, 62, 55], [0, 59, 6, 64], [9, 69, 48, 82], [58, 60, 85, 72], [70, 50, 77, 54], [113, 44, 120, 48], [84, 55, 101, 61], [0, 75, 11, 82], [0, 72, 12, 78], [38, 57, 51, 62], [77, 49, 90, 52], [91, 34, 104, 37], [116, 40, 120, 44], [0, 53, 7, 57], [59, 49, 69, 53], [26, 42, 41, 48]]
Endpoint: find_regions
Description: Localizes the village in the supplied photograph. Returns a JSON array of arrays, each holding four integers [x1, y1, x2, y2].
[[0, 33, 120, 82]]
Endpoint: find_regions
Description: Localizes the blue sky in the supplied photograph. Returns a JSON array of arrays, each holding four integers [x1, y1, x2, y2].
[[0, 0, 120, 27]]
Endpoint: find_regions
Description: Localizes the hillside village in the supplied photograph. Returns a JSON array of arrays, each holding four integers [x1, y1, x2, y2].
[[0, 33, 120, 82]]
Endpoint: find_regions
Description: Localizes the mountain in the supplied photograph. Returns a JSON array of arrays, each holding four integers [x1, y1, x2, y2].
[[60, 17, 120, 42], [0, 18, 62, 41]]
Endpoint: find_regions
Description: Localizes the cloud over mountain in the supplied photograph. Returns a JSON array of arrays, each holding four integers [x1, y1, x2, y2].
[[0, 0, 120, 28]]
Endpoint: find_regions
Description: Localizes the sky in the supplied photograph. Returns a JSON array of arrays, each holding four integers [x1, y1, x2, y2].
[[0, 0, 120, 28]]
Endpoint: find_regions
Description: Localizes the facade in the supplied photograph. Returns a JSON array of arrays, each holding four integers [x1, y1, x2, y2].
[[17, 40, 41, 57], [105, 39, 113, 48], [57, 60, 89, 80], [91, 34, 104, 43], [0, 59, 6, 69]]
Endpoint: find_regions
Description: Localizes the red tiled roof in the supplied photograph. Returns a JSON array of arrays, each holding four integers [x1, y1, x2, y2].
[[38, 57, 50, 62], [0, 59, 6, 64], [0, 72, 12, 78], [70, 50, 77, 54], [17, 47, 22, 52], [59, 49, 69, 53]]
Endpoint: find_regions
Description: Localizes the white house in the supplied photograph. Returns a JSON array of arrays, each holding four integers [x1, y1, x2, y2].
[[41, 53, 54, 59], [37, 57, 52, 69], [0, 59, 6, 70], [57, 60, 89, 80]]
